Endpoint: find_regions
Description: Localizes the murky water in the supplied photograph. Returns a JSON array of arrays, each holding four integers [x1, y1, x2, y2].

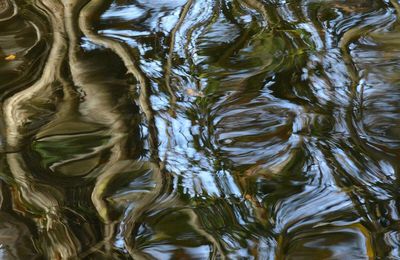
[[0, 0, 400, 259]]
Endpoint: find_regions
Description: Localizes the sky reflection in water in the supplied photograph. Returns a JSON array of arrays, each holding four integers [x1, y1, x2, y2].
[[0, 0, 400, 259]]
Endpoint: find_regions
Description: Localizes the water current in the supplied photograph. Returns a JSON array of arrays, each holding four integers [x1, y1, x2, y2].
[[0, 0, 400, 259]]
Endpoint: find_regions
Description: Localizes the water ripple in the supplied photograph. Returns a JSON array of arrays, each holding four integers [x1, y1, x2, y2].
[[0, 0, 400, 258]]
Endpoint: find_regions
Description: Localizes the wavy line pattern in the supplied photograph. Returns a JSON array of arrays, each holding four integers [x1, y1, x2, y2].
[[0, 0, 399, 258]]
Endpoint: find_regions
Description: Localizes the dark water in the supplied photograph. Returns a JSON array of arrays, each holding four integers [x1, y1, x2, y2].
[[0, 0, 400, 259]]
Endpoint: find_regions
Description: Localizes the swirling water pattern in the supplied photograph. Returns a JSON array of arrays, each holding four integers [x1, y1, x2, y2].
[[0, 0, 400, 259]]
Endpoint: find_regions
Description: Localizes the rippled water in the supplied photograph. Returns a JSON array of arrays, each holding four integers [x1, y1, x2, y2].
[[0, 0, 400, 259]]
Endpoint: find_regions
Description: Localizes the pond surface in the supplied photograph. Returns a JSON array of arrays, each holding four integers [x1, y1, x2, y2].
[[0, 0, 400, 259]]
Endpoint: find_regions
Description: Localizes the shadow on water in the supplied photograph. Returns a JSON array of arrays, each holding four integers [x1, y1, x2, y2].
[[0, 0, 400, 258]]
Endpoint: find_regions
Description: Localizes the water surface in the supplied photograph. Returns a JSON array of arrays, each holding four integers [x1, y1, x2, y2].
[[0, 0, 400, 259]]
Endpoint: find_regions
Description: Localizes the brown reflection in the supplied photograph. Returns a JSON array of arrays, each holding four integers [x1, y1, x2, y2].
[[164, 0, 193, 107], [3, 0, 81, 258], [1, 0, 400, 258], [79, 1, 226, 257]]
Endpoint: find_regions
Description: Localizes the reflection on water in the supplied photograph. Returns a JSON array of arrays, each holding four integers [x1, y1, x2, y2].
[[0, 0, 400, 258]]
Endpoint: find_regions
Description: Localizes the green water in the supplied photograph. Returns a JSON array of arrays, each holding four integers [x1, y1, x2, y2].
[[0, 0, 400, 259]]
